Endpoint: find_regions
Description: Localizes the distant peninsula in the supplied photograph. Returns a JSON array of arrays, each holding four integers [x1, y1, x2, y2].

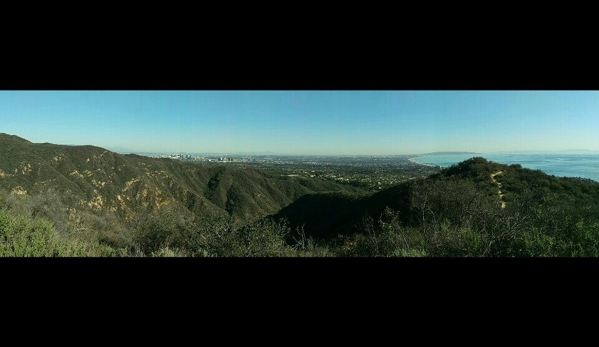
[[420, 151, 479, 156]]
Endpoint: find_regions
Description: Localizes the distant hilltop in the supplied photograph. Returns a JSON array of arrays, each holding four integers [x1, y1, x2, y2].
[[421, 151, 479, 156]]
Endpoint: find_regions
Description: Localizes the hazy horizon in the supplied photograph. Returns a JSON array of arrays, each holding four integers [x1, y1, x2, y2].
[[2, 91, 598, 155]]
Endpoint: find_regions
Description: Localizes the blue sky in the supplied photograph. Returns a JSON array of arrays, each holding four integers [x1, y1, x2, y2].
[[1, 90, 598, 155]]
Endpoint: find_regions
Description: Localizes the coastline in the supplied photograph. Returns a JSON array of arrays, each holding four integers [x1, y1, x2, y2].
[[408, 157, 438, 168]]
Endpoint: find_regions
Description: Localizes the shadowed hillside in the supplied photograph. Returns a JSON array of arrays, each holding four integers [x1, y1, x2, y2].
[[272, 157, 599, 246]]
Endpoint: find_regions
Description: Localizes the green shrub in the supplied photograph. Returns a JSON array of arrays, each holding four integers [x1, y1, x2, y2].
[[189, 216, 295, 257], [0, 211, 58, 257], [130, 211, 195, 255], [567, 221, 599, 257]]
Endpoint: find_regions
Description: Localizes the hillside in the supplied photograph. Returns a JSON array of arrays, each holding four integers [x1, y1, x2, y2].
[[0, 133, 365, 227], [273, 157, 599, 245], [4, 135, 599, 257]]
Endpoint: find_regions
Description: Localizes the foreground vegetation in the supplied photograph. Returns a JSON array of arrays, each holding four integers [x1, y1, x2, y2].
[[0, 192, 331, 257], [2, 157, 599, 257]]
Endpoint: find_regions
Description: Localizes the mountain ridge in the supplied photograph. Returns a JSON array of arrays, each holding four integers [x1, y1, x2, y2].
[[0, 133, 366, 227], [4, 133, 599, 254]]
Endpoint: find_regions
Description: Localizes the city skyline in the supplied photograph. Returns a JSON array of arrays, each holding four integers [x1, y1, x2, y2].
[[1, 91, 598, 155]]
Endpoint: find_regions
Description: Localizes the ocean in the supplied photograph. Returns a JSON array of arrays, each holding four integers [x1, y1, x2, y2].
[[412, 153, 599, 183]]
